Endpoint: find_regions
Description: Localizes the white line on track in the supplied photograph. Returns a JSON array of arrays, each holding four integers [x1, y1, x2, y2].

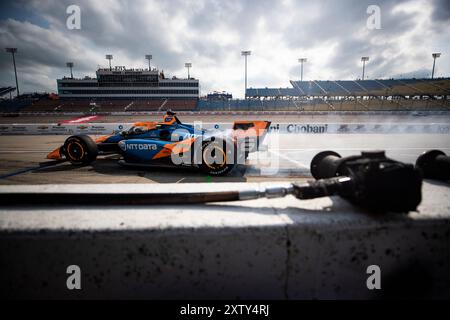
[[268, 149, 309, 169]]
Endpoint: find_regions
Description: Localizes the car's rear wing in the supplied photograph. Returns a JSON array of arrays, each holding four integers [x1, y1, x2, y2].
[[232, 121, 271, 153]]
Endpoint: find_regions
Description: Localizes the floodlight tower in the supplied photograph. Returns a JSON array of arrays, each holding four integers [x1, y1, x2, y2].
[[145, 54, 152, 71], [431, 53, 441, 79], [185, 62, 192, 79], [241, 50, 251, 98], [105, 54, 113, 71], [66, 62, 74, 78], [5, 47, 19, 96], [298, 58, 307, 81], [361, 56, 369, 80]]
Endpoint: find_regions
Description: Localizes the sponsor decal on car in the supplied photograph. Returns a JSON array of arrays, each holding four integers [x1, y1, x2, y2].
[[120, 142, 158, 151]]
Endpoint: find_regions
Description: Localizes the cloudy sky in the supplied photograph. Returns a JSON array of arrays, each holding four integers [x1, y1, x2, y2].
[[0, 0, 449, 97]]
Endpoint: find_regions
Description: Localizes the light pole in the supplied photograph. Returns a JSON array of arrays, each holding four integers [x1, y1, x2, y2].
[[361, 56, 369, 80], [145, 54, 152, 71], [185, 62, 192, 79], [431, 53, 441, 79], [105, 54, 113, 71], [241, 50, 251, 99], [66, 62, 74, 78], [298, 58, 307, 81], [5, 48, 19, 97]]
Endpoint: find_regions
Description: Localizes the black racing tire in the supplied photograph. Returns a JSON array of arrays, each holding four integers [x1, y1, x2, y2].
[[200, 139, 236, 176], [63, 135, 98, 165]]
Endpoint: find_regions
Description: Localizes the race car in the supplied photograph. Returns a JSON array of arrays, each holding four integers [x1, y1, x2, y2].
[[47, 111, 271, 175]]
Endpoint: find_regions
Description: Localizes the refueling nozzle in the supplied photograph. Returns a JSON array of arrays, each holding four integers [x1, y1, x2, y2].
[[308, 150, 422, 213]]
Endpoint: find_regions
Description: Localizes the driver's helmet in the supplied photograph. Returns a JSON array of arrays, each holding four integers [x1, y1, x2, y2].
[[163, 115, 174, 123], [163, 110, 176, 123], [129, 126, 147, 135]]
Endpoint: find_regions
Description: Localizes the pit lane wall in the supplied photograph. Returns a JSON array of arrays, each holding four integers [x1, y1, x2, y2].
[[1, 122, 450, 135], [1, 182, 450, 299]]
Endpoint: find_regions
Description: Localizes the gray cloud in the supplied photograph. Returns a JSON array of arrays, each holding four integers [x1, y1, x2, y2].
[[432, 0, 450, 22]]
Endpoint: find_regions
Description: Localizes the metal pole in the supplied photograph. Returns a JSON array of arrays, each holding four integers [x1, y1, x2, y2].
[[244, 55, 247, 98], [185, 63, 192, 80], [432, 57, 436, 79], [362, 60, 365, 80], [70, 66, 73, 78], [298, 58, 307, 82], [431, 53, 441, 79], [241, 51, 251, 99], [301, 61, 304, 82], [11, 51, 19, 96], [361, 57, 369, 81], [145, 55, 152, 71]]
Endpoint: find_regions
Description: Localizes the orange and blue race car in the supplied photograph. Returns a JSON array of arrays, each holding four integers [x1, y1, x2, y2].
[[47, 111, 271, 175]]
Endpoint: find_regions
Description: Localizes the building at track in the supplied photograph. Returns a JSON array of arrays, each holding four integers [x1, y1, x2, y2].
[[57, 66, 199, 100]]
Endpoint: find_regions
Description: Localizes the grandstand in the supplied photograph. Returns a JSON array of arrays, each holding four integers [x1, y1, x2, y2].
[[2, 78, 450, 114], [243, 78, 450, 111], [18, 96, 198, 113], [0, 87, 16, 98]]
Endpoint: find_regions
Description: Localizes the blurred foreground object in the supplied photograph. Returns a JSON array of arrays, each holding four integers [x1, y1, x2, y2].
[[310, 150, 422, 212], [416, 150, 450, 181]]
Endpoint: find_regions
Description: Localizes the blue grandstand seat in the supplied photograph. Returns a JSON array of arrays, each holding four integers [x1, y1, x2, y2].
[[355, 80, 385, 91], [291, 81, 323, 95], [336, 81, 365, 94]]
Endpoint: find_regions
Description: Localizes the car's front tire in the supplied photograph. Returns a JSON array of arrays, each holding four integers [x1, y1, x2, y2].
[[63, 135, 98, 165]]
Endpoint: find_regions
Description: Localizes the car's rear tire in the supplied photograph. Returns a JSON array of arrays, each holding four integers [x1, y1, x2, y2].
[[200, 139, 235, 176], [63, 135, 98, 165]]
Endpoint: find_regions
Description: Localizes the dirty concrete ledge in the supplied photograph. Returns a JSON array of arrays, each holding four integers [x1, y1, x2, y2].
[[0, 181, 449, 299]]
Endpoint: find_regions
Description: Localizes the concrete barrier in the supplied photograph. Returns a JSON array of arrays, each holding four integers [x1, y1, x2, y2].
[[1, 181, 449, 299]]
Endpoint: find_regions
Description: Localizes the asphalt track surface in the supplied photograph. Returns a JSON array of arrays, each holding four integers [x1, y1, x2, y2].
[[1, 131, 449, 185]]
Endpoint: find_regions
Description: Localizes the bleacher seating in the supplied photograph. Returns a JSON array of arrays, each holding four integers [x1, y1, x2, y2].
[[127, 99, 198, 111], [287, 79, 450, 97], [200, 78, 450, 112], [129, 100, 165, 111], [95, 100, 133, 112], [316, 81, 347, 96], [291, 81, 323, 96], [48, 100, 92, 112], [0, 97, 33, 112], [0, 87, 16, 98], [164, 99, 197, 111], [23, 98, 63, 112], [354, 80, 383, 92]]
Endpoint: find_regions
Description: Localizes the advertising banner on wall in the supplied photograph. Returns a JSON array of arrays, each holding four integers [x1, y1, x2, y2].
[[0, 123, 449, 135]]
